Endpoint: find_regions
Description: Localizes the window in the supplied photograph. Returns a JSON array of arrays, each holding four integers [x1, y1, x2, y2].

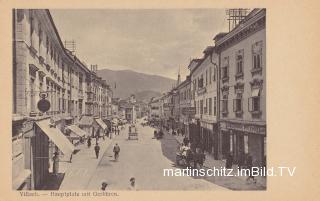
[[244, 135, 249, 154], [233, 93, 243, 112], [213, 97, 217, 116], [200, 100, 203, 115], [46, 36, 49, 54], [221, 57, 229, 80], [236, 54, 243, 74], [198, 77, 204, 88], [213, 68, 216, 81], [30, 78, 35, 112], [197, 100, 200, 114], [222, 66, 228, 79], [252, 41, 263, 69], [205, 99, 208, 114], [195, 101, 197, 114], [253, 54, 261, 69], [248, 96, 260, 112], [38, 24, 42, 53], [209, 98, 212, 115], [205, 70, 208, 86], [29, 10, 34, 47], [222, 95, 228, 113]]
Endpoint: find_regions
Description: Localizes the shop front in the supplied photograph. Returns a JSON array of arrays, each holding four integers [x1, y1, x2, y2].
[[220, 120, 266, 167], [199, 121, 218, 156]]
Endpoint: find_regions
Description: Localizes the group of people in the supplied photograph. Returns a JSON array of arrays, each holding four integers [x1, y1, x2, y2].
[[177, 137, 206, 169], [225, 152, 257, 183]]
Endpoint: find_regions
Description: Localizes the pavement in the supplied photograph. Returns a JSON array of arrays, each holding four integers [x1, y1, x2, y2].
[[51, 128, 124, 190], [172, 133, 267, 190], [43, 119, 266, 190], [86, 121, 227, 190]]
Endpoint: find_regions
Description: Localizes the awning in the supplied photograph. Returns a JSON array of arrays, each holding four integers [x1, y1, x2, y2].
[[37, 119, 75, 156], [95, 118, 108, 130], [66, 125, 88, 137], [252, 88, 260, 97], [79, 116, 94, 126]]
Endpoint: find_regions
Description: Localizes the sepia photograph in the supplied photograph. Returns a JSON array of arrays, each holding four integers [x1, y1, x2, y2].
[[12, 8, 267, 191]]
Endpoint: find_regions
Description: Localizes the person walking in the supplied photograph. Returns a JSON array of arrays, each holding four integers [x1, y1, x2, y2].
[[226, 152, 233, 169], [113, 143, 120, 161], [101, 182, 108, 190], [87, 137, 92, 148], [128, 177, 138, 190], [94, 143, 100, 159], [52, 152, 59, 176]]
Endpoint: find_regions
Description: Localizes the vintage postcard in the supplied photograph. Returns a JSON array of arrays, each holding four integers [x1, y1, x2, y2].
[[1, 0, 319, 201]]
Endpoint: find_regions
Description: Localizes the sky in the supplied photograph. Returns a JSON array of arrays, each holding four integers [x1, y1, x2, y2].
[[50, 9, 229, 80]]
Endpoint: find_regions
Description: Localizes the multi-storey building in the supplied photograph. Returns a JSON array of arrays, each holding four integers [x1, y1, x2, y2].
[[12, 9, 110, 190], [176, 76, 192, 137], [215, 9, 266, 166], [149, 96, 162, 124], [162, 92, 174, 129], [189, 46, 219, 158]]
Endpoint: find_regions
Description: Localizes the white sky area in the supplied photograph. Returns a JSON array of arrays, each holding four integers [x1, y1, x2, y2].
[[50, 9, 229, 80]]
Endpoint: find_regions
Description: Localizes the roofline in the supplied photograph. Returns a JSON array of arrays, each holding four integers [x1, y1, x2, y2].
[[215, 8, 266, 47], [46, 10, 91, 74]]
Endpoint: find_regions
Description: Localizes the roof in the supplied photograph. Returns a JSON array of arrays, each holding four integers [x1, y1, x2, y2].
[[215, 9, 266, 47]]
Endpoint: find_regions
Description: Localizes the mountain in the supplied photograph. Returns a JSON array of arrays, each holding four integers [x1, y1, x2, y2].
[[97, 69, 176, 99]]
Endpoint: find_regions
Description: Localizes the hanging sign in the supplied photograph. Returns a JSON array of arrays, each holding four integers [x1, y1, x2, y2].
[[37, 92, 51, 113]]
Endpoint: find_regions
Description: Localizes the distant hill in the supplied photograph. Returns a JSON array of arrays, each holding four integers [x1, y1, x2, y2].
[[97, 69, 175, 99]]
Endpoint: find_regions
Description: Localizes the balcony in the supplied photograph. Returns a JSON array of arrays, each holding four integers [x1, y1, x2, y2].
[[197, 87, 206, 95], [235, 110, 243, 118], [222, 76, 229, 83], [235, 72, 244, 80], [250, 110, 262, 119], [251, 67, 262, 76]]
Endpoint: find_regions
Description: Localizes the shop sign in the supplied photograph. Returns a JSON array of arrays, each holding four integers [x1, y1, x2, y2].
[[225, 122, 266, 135], [182, 107, 196, 115]]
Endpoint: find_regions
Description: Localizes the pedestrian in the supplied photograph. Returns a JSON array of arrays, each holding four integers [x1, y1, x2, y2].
[[52, 152, 59, 175], [198, 150, 206, 168], [94, 143, 100, 159], [246, 154, 257, 183], [87, 137, 92, 148], [113, 143, 120, 161], [128, 177, 137, 190], [101, 182, 108, 190], [226, 152, 233, 169], [183, 136, 189, 146], [96, 129, 100, 143]]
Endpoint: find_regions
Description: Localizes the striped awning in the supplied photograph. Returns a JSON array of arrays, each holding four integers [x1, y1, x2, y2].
[[67, 125, 88, 137], [36, 119, 75, 157], [95, 118, 108, 130]]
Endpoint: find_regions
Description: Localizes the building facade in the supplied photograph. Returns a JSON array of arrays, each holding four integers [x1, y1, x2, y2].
[[190, 47, 219, 158], [177, 76, 192, 137], [216, 9, 266, 166], [12, 9, 111, 190]]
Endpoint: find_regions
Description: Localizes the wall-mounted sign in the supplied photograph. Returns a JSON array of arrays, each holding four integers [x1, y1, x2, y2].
[[222, 121, 266, 135]]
